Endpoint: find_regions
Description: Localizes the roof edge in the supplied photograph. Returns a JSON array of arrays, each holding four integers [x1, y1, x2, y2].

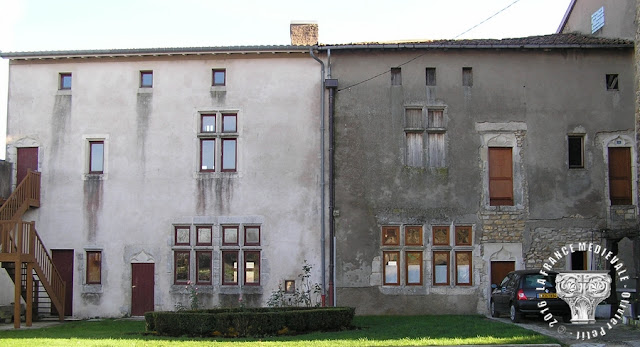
[[557, 0, 577, 34]]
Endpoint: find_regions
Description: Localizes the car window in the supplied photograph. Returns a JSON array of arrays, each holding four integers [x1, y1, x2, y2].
[[499, 275, 511, 288], [506, 274, 519, 289], [522, 274, 555, 289]]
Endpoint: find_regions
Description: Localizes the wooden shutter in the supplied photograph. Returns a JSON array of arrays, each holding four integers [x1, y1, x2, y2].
[[489, 147, 513, 206], [608, 147, 632, 205]]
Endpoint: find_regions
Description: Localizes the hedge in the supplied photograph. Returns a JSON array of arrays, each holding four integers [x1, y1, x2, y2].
[[145, 307, 355, 337]]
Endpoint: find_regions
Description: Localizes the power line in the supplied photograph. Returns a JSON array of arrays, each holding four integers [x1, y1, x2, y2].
[[337, 0, 523, 92]]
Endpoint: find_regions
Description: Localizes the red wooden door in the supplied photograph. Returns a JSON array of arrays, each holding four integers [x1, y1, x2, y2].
[[131, 263, 154, 316], [17, 147, 38, 184], [51, 249, 74, 316], [608, 147, 632, 205], [490, 261, 515, 287]]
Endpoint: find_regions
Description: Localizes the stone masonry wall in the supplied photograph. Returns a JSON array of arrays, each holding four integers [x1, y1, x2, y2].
[[480, 211, 526, 243]]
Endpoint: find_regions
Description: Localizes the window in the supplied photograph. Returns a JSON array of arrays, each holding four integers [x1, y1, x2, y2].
[[455, 251, 472, 285], [89, 141, 104, 174], [568, 135, 584, 168], [488, 147, 513, 206], [212, 69, 226, 86], [86, 251, 102, 284], [391, 67, 402, 86], [383, 251, 400, 285], [406, 251, 422, 285], [404, 108, 423, 167], [432, 226, 449, 246], [244, 251, 260, 285], [221, 224, 262, 286], [571, 250, 588, 270], [59, 73, 72, 90], [405, 226, 422, 246], [462, 67, 473, 86], [140, 71, 153, 88], [198, 112, 238, 172], [608, 147, 632, 205], [382, 226, 400, 246], [222, 250, 239, 285], [455, 226, 472, 246], [606, 74, 618, 90], [175, 226, 190, 245], [433, 251, 450, 285], [427, 109, 445, 168], [425, 68, 436, 86], [196, 251, 212, 284], [174, 251, 190, 284], [196, 226, 212, 246]]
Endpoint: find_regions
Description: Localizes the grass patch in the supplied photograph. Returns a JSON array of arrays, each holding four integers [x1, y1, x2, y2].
[[0, 315, 559, 346]]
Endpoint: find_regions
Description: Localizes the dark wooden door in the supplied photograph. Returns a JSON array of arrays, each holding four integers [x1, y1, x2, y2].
[[608, 147, 632, 205], [491, 261, 515, 287], [51, 249, 74, 316], [488, 147, 513, 206], [131, 263, 154, 316], [17, 147, 38, 184]]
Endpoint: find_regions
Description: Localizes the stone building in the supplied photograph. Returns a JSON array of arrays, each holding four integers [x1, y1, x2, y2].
[[322, 33, 636, 314], [0, 36, 326, 319]]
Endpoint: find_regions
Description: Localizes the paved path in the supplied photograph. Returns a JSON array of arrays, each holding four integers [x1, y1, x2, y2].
[[489, 315, 640, 346]]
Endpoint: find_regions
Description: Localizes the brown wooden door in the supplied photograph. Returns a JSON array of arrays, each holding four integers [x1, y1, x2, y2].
[[17, 147, 38, 184], [131, 263, 154, 316], [51, 249, 74, 316], [488, 147, 513, 206], [490, 261, 515, 287], [608, 147, 632, 205]]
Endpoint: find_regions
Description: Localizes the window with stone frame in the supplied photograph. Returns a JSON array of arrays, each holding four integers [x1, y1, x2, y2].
[[198, 112, 238, 172], [221, 225, 261, 286], [431, 225, 474, 286], [488, 147, 513, 206], [404, 107, 447, 168], [381, 225, 424, 286], [86, 251, 102, 284], [172, 225, 213, 285]]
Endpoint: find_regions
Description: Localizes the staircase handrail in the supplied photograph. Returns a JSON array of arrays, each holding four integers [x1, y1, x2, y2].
[[0, 170, 40, 221]]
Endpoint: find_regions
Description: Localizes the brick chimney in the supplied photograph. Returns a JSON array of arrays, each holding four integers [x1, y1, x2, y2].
[[290, 21, 318, 46]]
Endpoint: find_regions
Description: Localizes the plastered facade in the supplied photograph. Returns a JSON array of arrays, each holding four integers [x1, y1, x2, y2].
[[3, 52, 324, 318]]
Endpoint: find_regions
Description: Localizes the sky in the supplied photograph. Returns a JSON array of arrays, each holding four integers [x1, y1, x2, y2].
[[0, 0, 573, 160]]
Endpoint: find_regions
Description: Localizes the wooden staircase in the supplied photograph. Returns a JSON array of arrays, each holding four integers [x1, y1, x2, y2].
[[0, 171, 65, 328]]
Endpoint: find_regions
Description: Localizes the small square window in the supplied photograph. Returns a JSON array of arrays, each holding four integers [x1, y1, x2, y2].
[[244, 226, 260, 246], [59, 73, 72, 90], [213, 69, 226, 86], [222, 114, 237, 133], [382, 226, 400, 246], [462, 67, 473, 87], [606, 74, 619, 90], [568, 135, 584, 168], [222, 226, 239, 245], [196, 226, 212, 246], [426, 68, 436, 86], [405, 226, 423, 246], [284, 280, 295, 293], [222, 251, 238, 285], [86, 251, 102, 284], [201, 114, 216, 133], [175, 226, 190, 245], [391, 67, 402, 86], [89, 141, 104, 174], [432, 226, 450, 246], [455, 226, 472, 246], [140, 71, 153, 88]]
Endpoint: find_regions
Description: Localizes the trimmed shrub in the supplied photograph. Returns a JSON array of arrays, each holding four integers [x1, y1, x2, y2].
[[146, 307, 355, 337]]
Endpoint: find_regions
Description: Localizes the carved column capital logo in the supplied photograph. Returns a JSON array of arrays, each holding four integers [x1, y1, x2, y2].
[[556, 271, 611, 324]]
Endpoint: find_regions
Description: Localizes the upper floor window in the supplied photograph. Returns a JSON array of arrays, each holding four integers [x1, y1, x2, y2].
[[425, 68, 436, 86], [568, 135, 584, 169], [608, 147, 632, 205], [488, 147, 513, 206], [89, 141, 104, 174], [140, 71, 153, 88], [404, 107, 447, 168], [462, 67, 473, 87], [212, 69, 226, 86], [606, 74, 618, 91], [59, 73, 72, 90], [198, 112, 238, 172], [391, 67, 402, 86]]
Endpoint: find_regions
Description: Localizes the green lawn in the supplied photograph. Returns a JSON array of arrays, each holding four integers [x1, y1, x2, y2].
[[0, 315, 559, 346]]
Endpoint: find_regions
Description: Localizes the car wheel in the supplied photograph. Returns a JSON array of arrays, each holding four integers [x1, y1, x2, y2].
[[510, 304, 522, 323], [490, 301, 500, 317]]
